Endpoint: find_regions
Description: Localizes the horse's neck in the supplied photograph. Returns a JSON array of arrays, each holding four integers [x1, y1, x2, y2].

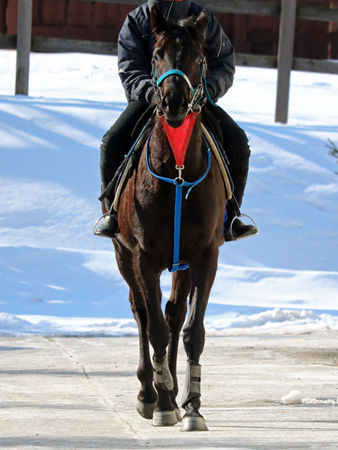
[[150, 115, 204, 179]]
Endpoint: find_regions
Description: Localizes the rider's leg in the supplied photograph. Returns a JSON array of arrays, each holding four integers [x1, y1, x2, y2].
[[206, 103, 258, 241], [95, 100, 149, 238]]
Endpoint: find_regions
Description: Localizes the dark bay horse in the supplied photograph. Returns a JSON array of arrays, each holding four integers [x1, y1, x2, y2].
[[113, 7, 226, 431]]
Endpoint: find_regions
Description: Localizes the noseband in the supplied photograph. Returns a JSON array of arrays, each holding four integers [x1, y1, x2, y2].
[[156, 69, 195, 92], [152, 57, 207, 114]]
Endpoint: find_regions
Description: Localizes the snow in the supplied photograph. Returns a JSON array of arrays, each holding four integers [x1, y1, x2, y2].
[[0, 50, 337, 336], [281, 391, 303, 404], [281, 391, 338, 406]]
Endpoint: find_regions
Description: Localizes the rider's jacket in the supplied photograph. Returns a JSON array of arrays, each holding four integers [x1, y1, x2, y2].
[[117, 0, 235, 104]]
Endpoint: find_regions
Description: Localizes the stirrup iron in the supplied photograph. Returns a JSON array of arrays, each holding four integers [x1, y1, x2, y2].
[[229, 213, 259, 241], [93, 213, 109, 235]]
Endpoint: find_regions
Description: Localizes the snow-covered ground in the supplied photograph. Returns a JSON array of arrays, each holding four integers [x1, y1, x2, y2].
[[0, 50, 337, 335]]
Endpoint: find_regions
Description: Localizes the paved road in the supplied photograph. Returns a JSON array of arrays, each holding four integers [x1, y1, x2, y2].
[[0, 332, 337, 449]]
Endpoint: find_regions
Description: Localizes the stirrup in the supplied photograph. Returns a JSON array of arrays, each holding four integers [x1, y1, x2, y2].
[[229, 213, 259, 241], [93, 213, 109, 235], [93, 213, 119, 238]]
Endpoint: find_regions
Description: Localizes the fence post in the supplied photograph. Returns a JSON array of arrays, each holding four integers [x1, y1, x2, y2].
[[15, 0, 33, 95], [329, 0, 338, 58], [275, 0, 297, 123]]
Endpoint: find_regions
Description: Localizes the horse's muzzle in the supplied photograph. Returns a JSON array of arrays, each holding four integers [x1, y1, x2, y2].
[[165, 117, 186, 128], [161, 90, 189, 128]]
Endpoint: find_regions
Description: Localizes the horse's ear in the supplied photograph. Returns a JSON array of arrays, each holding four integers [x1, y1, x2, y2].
[[150, 5, 168, 37], [195, 10, 209, 37]]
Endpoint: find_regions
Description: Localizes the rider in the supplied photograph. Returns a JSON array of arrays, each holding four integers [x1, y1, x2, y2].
[[95, 0, 258, 241]]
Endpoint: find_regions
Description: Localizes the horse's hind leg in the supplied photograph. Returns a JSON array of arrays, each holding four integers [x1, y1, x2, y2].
[[165, 270, 191, 420], [113, 243, 157, 419], [181, 245, 219, 432]]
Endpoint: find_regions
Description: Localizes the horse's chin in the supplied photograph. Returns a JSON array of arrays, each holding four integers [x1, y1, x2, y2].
[[165, 118, 185, 128]]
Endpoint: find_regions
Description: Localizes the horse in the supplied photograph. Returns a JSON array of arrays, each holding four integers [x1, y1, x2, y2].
[[112, 6, 226, 432]]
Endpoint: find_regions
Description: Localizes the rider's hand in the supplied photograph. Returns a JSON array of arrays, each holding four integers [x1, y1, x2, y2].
[[148, 88, 161, 106]]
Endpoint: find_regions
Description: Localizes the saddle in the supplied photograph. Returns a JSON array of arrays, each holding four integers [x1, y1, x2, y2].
[[99, 107, 233, 213]]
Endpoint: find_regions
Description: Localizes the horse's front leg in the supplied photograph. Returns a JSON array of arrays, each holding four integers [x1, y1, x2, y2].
[[134, 246, 178, 426], [113, 242, 157, 419], [129, 291, 158, 419], [165, 270, 191, 420], [181, 245, 219, 432]]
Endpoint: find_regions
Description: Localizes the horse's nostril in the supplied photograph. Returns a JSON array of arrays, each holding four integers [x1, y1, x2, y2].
[[162, 97, 169, 112], [162, 95, 188, 113]]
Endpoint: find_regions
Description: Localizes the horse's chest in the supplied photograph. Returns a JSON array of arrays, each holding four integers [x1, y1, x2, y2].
[[135, 181, 221, 246]]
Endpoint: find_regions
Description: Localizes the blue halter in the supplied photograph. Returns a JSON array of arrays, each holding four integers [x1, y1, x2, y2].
[[146, 129, 211, 272], [153, 63, 206, 111], [156, 69, 195, 93]]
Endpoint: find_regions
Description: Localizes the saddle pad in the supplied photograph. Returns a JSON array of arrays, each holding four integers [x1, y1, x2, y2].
[[112, 157, 133, 212], [201, 124, 233, 200]]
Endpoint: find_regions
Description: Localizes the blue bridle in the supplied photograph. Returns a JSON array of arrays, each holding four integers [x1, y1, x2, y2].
[[152, 60, 208, 112]]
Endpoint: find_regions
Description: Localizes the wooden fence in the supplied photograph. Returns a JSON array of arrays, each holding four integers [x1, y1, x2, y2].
[[4, 0, 338, 123]]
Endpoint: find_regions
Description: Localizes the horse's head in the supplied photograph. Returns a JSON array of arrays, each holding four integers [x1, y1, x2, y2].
[[150, 6, 208, 128]]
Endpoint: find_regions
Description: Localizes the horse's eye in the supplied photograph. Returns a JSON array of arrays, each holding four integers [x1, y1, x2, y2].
[[153, 51, 163, 62]]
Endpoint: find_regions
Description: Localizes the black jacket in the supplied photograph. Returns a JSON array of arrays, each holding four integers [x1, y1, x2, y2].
[[117, 0, 235, 103]]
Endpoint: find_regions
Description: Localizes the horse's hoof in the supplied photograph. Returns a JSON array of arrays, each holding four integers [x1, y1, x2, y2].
[[175, 408, 182, 422], [181, 415, 209, 432], [136, 400, 156, 420], [152, 410, 178, 427]]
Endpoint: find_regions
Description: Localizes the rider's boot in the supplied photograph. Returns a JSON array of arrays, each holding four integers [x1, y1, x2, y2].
[[224, 201, 257, 241], [223, 156, 258, 242]]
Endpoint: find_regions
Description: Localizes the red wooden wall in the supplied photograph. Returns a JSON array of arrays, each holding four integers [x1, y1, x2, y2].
[[214, 0, 334, 59], [5, 0, 134, 42], [1, 0, 337, 59]]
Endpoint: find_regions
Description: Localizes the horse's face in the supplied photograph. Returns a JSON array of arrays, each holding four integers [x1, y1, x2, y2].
[[151, 7, 208, 128]]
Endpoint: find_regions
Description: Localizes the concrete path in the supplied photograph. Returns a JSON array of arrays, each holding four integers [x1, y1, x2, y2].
[[0, 332, 337, 449]]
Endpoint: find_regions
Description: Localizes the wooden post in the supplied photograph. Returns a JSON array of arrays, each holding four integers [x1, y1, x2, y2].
[[15, 0, 33, 95], [275, 0, 297, 123], [328, 0, 338, 59]]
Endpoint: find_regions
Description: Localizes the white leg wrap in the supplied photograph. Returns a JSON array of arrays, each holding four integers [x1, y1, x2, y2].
[[153, 354, 174, 391], [181, 363, 201, 406]]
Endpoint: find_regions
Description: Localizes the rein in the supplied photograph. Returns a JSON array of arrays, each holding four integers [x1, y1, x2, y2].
[[146, 129, 211, 272]]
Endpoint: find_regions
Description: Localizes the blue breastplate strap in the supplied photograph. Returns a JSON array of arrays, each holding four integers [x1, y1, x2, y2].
[[146, 129, 211, 272]]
